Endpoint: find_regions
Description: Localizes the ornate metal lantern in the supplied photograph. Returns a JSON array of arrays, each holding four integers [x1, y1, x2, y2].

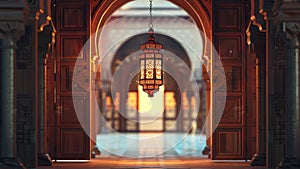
[[139, 0, 163, 97]]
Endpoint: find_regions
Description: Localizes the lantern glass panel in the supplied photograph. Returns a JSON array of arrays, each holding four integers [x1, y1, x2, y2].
[[156, 60, 161, 79], [146, 59, 154, 79], [140, 61, 145, 79], [146, 53, 154, 58]]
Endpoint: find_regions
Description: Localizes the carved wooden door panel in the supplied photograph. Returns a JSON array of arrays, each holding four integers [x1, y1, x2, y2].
[[211, 0, 248, 160], [53, 0, 90, 160]]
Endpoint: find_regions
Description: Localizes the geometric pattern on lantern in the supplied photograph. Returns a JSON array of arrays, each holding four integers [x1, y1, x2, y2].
[[156, 59, 161, 79], [139, 28, 163, 96], [146, 59, 154, 79]]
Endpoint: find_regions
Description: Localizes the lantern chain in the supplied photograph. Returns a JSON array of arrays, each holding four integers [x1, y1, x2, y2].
[[149, 0, 153, 29]]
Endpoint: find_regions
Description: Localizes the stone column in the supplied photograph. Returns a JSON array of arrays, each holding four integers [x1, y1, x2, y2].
[[201, 70, 211, 156], [0, 34, 16, 159], [35, 0, 54, 166], [250, 30, 267, 166], [0, 26, 26, 168], [278, 22, 300, 169], [250, 57, 267, 165], [119, 92, 128, 132], [100, 91, 107, 133], [37, 23, 54, 166], [175, 88, 183, 132], [186, 91, 193, 133]]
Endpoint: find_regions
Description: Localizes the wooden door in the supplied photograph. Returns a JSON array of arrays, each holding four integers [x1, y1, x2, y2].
[[53, 0, 90, 160], [211, 0, 248, 160]]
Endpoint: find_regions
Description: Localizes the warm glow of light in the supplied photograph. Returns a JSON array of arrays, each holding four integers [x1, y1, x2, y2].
[[55, 160, 89, 162], [191, 96, 197, 118], [138, 85, 164, 130], [128, 92, 138, 109], [127, 92, 138, 120], [165, 92, 176, 107], [182, 92, 189, 111], [138, 85, 164, 114], [114, 92, 120, 108]]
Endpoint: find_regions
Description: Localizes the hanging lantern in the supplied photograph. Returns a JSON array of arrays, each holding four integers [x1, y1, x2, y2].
[[139, 0, 163, 97], [139, 28, 163, 97]]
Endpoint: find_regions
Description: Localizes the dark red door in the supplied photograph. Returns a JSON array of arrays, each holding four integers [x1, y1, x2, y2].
[[211, 0, 249, 160], [53, 0, 90, 160]]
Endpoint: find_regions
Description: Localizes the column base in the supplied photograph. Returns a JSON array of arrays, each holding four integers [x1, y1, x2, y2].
[[250, 153, 266, 166], [202, 145, 210, 155], [0, 157, 26, 169], [38, 153, 52, 166], [277, 157, 300, 169], [91, 146, 101, 158]]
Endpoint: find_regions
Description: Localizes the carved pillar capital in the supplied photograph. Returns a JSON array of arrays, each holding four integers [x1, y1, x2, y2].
[[0, 0, 28, 40], [273, 0, 300, 25], [283, 22, 300, 46], [0, 22, 26, 42]]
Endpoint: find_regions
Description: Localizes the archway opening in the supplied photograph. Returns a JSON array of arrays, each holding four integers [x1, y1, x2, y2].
[[94, 5, 208, 156]]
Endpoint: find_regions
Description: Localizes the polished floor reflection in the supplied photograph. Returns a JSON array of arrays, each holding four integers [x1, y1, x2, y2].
[[96, 133, 207, 158], [39, 158, 262, 169]]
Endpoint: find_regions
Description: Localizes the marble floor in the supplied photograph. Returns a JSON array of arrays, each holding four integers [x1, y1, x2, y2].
[[39, 158, 264, 169], [38, 133, 264, 168], [96, 133, 207, 158]]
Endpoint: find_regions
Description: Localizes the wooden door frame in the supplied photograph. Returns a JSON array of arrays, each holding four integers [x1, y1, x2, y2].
[[47, 0, 91, 160], [45, 0, 254, 160], [211, 0, 250, 160]]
